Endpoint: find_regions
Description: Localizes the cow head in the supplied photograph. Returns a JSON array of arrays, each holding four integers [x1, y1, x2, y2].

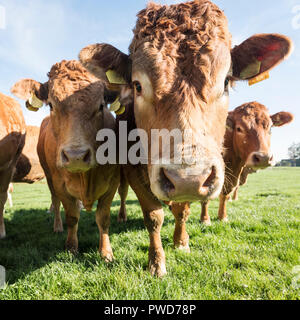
[[79, 1, 292, 202], [226, 102, 294, 169], [11, 60, 117, 173]]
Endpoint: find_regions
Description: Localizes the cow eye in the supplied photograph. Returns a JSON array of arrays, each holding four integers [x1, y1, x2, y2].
[[48, 103, 53, 111], [236, 127, 243, 133], [224, 78, 230, 93], [99, 104, 104, 112], [134, 81, 142, 95]]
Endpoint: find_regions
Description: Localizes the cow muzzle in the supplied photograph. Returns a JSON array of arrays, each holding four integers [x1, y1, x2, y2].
[[149, 161, 224, 202], [60, 147, 95, 173], [245, 152, 274, 169]]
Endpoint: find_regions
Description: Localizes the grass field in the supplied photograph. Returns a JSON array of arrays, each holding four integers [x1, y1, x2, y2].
[[0, 167, 299, 300]]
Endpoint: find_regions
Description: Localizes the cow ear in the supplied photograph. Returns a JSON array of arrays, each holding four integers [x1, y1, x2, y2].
[[226, 112, 234, 132], [11, 79, 48, 103], [79, 43, 131, 84], [11, 79, 48, 112], [232, 34, 293, 81], [271, 112, 294, 127]]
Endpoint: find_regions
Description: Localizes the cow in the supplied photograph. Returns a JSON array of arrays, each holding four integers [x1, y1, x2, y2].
[[0, 92, 26, 239], [11, 60, 120, 261], [13, 126, 45, 184], [79, 0, 293, 276], [199, 102, 294, 225], [7, 126, 45, 209]]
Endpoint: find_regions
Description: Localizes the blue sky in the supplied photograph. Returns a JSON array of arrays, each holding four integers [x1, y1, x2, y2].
[[0, 0, 299, 160]]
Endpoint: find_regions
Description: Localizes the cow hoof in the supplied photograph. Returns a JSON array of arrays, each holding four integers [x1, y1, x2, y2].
[[149, 261, 167, 278], [54, 227, 64, 233], [201, 219, 212, 227], [101, 251, 114, 263], [65, 241, 78, 254], [117, 216, 127, 223], [54, 222, 64, 233], [0, 226, 6, 239], [148, 249, 167, 278], [219, 217, 229, 223], [175, 244, 191, 253], [0, 232, 6, 240]]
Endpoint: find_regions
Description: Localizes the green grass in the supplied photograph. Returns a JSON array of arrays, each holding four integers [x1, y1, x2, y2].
[[0, 167, 299, 300]]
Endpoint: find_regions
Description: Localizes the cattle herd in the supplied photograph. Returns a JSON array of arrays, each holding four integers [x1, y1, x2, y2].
[[0, 1, 295, 277]]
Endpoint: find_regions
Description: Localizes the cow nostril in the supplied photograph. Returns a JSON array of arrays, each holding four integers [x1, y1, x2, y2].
[[203, 166, 217, 187], [160, 168, 175, 193], [252, 154, 261, 164], [83, 150, 91, 164], [61, 150, 69, 164]]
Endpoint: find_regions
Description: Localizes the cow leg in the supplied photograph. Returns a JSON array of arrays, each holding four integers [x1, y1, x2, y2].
[[218, 194, 230, 222], [118, 168, 128, 223], [171, 202, 191, 252], [232, 187, 239, 201], [124, 165, 166, 278], [52, 195, 63, 233], [7, 191, 13, 208], [200, 201, 211, 226], [96, 183, 118, 263], [0, 192, 7, 239], [62, 198, 80, 253], [0, 169, 14, 239]]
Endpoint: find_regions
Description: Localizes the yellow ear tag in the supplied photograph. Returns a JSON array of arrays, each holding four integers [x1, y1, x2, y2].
[[240, 60, 261, 80], [115, 105, 126, 116], [28, 93, 43, 109], [25, 101, 39, 112], [109, 97, 121, 112], [248, 71, 270, 86], [106, 70, 127, 85]]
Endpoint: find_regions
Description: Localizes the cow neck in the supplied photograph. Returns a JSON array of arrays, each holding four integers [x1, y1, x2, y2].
[[223, 129, 244, 192]]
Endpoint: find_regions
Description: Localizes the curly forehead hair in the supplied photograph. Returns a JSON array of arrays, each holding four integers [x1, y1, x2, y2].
[[129, 0, 231, 101], [234, 102, 271, 128], [47, 60, 103, 103]]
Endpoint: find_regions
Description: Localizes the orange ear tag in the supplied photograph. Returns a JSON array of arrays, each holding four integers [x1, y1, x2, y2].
[[248, 72, 270, 86]]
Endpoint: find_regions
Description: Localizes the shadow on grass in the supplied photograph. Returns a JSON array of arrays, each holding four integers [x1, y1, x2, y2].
[[0, 199, 177, 284]]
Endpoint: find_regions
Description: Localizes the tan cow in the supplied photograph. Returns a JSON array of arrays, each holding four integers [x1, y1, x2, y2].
[[13, 126, 45, 184], [11, 60, 120, 261], [173, 102, 294, 226], [80, 0, 293, 276], [0, 92, 26, 239], [200, 102, 294, 224]]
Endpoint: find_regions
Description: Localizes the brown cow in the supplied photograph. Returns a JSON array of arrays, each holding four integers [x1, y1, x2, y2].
[[13, 126, 45, 184], [199, 102, 294, 225], [11, 60, 120, 261], [80, 1, 292, 276], [0, 92, 26, 239]]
